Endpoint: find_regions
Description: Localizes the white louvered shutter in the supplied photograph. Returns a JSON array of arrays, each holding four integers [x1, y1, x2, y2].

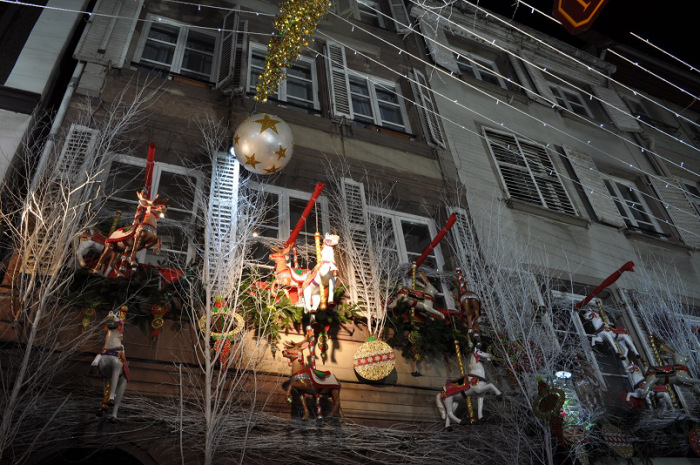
[[523, 63, 557, 104], [388, 0, 411, 33], [56, 124, 100, 179], [341, 178, 377, 312], [446, 205, 477, 284], [325, 41, 353, 119], [565, 147, 626, 228], [650, 177, 700, 248], [207, 152, 240, 291], [410, 69, 446, 148], [592, 85, 642, 132], [418, 15, 459, 74], [216, 9, 243, 90], [74, 0, 144, 68]]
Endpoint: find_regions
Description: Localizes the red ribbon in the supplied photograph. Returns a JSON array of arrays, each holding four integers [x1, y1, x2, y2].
[[410, 212, 457, 275], [285, 182, 325, 247], [574, 261, 635, 309]]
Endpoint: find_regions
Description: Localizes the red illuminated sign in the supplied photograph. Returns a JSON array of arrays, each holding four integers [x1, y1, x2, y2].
[[553, 0, 610, 34]]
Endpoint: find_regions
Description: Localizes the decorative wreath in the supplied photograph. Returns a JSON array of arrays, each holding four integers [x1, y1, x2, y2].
[[533, 386, 566, 420], [198, 297, 246, 341]]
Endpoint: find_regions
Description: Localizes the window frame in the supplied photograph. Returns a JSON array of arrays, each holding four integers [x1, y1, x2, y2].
[[248, 182, 330, 264], [101, 154, 203, 266], [454, 50, 507, 89], [347, 71, 411, 133], [133, 14, 219, 82], [604, 176, 662, 234], [246, 42, 320, 111], [548, 82, 593, 118], [356, 0, 386, 28], [366, 206, 454, 309], [484, 128, 578, 216]]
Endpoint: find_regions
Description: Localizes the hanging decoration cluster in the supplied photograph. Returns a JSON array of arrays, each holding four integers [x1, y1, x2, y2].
[[255, 0, 331, 102]]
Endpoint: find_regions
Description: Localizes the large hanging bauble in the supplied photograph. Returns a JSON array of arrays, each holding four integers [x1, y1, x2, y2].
[[353, 337, 396, 381], [232, 113, 294, 174]]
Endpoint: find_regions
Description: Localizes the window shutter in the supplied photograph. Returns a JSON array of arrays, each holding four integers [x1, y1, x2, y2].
[[56, 124, 101, 180], [206, 152, 240, 290], [74, 0, 144, 68], [592, 85, 642, 132], [521, 142, 577, 216], [523, 63, 557, 104], [650, 177, 700, 248], [341, 178, 377, 312], [565, 147, 626, 228], [417, 16, 459, 74], [446, 206, 476, 280], [216, 8, 244, 91], [324, 41, 353, 119], [410, 68, 446, 148], [388, 0, 411, 33], [508, 55, 538, 100]]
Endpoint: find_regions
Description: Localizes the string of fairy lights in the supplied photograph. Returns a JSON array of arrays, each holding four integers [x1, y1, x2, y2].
[[1, 0, 697, 239], [630, 32, 699, 75], [313, 5, 700, 228]]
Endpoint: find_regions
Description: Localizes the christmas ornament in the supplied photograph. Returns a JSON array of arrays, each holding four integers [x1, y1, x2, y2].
[[198, 297, 245, 342], [533, 379, 566, 420], [150, 302, 170, 342], [255, 0, 331, 102], [215, 338, 233, 371], [232, 114, 294, 174], [601, 422, 634, 458], [81, 302, 98, 332], [354, 336, 396, 381]]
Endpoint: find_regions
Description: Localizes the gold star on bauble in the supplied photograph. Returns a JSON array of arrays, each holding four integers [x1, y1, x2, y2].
[[254, 114, 281, 134], [234, 134, 240, 145], [244, 153, 261, 169], [274, 145, 287, 160], [264, 164, 281, 174]]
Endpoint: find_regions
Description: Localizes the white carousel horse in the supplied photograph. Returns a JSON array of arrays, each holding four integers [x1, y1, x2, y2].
[[436, 347, 502, 428], [580, 309, 639, 360], [641, 344, 700, 396], [281, 332, 342, 420], [301, 234, 339, 314], [388, 271, 446, 320], [623, 360, 672, 410], [92, 191, 167, 276], [268, 244, 309, 305], [76, 226, 106, 268], [91, 310, 129, 421]]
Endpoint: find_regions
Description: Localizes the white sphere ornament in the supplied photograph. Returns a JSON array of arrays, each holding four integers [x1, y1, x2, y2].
[[232, 113, 294, 174]]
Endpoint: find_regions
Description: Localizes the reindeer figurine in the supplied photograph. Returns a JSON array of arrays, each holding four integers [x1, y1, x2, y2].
[[281, 331, 342, 420], [92, 191, 167, 276]]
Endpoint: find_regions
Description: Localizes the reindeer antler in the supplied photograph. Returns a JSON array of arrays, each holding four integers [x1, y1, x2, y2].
[[283, 330, 312, 349]]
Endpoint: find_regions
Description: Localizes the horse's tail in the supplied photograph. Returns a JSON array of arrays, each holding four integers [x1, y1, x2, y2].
[[435, 392, 446, 419]]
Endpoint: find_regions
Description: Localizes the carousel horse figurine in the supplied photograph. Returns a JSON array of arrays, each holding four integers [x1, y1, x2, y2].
[[301, 233, 339, 314], [281, 332, 342, 420], [388, 271, 446, 321], [91, 308, 129, 421], [268, 244, 309, 304], [641, 342, 700, 396], [580, 309, 640, 360], [436, 346, 502, 428], [92, 191, 167, 276], [623, 360, 673, 410], [455, 268, 481, 333], [77, 226, 106, 268]]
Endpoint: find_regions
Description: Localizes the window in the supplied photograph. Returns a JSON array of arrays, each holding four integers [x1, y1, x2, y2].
[[604, 177, 662, 233], [349, 74, 408, 131], [484, 128, 577, 216], [357, 0, 385, 28], [247, 43, 319, 110], [367, 208, 453, 308], [548, 83, 593, 118], [249, 184, 330, 265], [102, 155, 202, 267], [455, 52, 506, 89], [134, 16, 218, 82]]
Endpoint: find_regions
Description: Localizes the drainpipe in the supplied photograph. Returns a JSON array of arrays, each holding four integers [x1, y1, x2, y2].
[[29, 60, 86, 193]]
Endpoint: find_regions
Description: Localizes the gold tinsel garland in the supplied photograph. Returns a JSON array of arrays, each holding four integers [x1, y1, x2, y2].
[[255, 0, 331, 102]]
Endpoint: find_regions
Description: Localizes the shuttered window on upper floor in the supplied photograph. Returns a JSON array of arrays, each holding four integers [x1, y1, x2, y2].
[[484, 128, 577, 216]]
